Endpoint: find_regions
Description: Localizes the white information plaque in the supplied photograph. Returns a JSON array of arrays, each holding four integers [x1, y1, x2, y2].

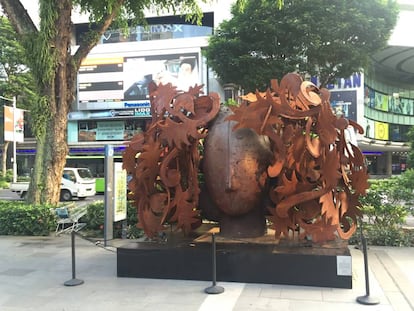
[[337, 256, 352, 276]]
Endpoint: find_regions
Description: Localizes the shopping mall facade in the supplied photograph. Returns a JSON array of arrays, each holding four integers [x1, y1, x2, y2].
[[8, 0, 414, 178]]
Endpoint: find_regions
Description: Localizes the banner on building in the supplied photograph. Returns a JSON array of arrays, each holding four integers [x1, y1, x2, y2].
[[374, 121, 389, 140], [77, 52, 201, 110], [4, 106, 24, 142]]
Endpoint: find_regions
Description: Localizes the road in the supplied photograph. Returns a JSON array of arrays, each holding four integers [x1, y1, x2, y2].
[[0, 188, 104, 204], [0, 189, 21, 201]]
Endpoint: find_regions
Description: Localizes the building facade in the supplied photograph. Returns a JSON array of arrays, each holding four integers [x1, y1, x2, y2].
[[7, 1, 414, 178]]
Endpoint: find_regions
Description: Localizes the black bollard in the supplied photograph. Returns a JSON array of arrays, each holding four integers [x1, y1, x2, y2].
[[122, 219, 127, 240], [204, 233, 224, 294], [356, 230, 379, 305], [64, 230, 84, 286]]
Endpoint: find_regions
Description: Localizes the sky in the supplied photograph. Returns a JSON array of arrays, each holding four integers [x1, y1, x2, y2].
[[7, 0, 414, 47], [389, 9, 414, 47]]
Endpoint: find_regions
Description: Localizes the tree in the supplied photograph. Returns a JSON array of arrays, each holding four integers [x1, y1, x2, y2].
[[204, 0, 398, 92], [358, 172, 414, 246], [0, 16, 38, 178], [0, 0, 205, 205]]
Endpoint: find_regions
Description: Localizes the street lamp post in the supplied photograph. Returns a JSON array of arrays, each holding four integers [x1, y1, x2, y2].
[[0, 95, 18, 183], [12, 96, 17, 183]]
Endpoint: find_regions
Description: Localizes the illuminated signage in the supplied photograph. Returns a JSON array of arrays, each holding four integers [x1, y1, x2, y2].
[[311, 73, 362, 90], [77, 52, 200, 110]]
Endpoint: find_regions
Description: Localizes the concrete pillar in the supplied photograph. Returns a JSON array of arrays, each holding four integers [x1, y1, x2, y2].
[[386, 151, 392, 176]]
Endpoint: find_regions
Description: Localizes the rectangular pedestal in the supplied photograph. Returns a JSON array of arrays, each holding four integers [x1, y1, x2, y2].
[[117, 233, 352, 288]]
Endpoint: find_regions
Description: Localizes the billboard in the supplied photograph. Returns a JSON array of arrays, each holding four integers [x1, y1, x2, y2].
[[365, 119, 390, 140], [77, 52, 200, 110], [4, 106, 24, 143], [374, 121, 389, 140], [364, 86, 414, 116], [330, 90, 357, 121]]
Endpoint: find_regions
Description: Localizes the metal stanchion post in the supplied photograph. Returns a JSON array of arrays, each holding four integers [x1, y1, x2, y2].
[[356, 223, 379, 305], [122, 219, 127, 239], [64, 231, 84, 286], [204, 233, 224, 294]]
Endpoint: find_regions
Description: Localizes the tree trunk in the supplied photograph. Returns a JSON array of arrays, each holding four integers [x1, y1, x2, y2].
[[2, 0, 121, 205], [1, 141, 9, 178], [27, 136, 45, 204], [42, 94, 70, 205], [39, 0, 73, 205], [23, 0, 72, 205]]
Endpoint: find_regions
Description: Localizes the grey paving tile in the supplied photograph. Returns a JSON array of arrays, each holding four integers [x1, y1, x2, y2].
[[258, 285, 282, 299], [198, 281, 244, 310], [288, 300, 394, 311], [279, 285, 324, 301], [0, 268, 35, 276], [0, 235, 412, 311], [321, 287, 362, 303], [240, 282, 263, 297], [234, 296, 275, 310], [385, 291, 413, 311]]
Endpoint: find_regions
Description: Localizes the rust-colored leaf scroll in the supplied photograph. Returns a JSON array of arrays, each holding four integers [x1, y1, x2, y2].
[[123, 82, 220, 238], [229, 73, 369, 243]]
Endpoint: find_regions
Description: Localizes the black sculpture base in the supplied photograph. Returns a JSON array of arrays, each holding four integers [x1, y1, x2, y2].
[[117, 226, 352, 289]]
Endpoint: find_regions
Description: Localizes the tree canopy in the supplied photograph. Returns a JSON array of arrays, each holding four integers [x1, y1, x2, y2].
[[0, 0, 206, 205], [0, 16, 36, 104], [0, 16, 38, 177], [204, 0, 399, 92]]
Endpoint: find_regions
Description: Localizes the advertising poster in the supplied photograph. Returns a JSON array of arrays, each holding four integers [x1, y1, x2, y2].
[[96, 121, 125, 140], [78, 52, 200, 110], [113, 162, 127, 222], [330, 90, 357, 121], [4, 106, 24, 142], [374, 92, 389, 112], [365, 118, 375, 139], [77, 119, 144, 142], [374, 121, 389, 140]]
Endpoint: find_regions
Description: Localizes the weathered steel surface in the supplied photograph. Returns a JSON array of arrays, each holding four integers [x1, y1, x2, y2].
[[227, 73, 368, 242], [203, 107, 273, 216], [202, 107, 273, 237], [123, 83, 220, 237], [123, 73, 369, 243]]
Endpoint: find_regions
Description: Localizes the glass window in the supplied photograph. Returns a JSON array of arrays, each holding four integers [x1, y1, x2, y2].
[[77, 168, 94, 179]]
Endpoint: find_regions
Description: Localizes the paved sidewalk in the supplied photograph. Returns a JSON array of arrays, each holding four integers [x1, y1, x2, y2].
[[0, 234, 412, 311]]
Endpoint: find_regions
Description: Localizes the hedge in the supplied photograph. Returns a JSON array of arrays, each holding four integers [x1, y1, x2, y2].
[[0, 201, 56, 236]]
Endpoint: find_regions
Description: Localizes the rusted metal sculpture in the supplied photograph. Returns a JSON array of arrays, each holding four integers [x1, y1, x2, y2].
[[228, 74, 369, 242], [200, 107, 273, 238], [123, 73, 369, 243], [123, 83, 220, 237]]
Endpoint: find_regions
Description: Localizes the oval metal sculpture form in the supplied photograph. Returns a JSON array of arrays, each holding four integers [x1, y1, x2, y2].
[[203, 107, 273, 237]]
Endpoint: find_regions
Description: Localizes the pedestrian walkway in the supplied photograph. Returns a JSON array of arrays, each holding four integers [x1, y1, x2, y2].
[[0, 234, 412, 311]]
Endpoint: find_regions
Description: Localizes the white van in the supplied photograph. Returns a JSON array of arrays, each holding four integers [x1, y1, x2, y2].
[[61, 168, 96, 201], [10, 167, 96, 201]]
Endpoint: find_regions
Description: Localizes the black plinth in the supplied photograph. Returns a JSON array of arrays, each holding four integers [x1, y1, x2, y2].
[[117, 228, 352, 289]]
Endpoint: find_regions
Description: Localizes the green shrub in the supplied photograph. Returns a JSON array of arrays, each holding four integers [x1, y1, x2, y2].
[[364, 225, 413, 247], [83, 200, 105, 231], [0, 169, 30, 189], [223, 98, 238, 106], [0, 201, 55, 236], [82, 200, 143, 239], [349, 226, 414, 247], [355, 175, 414, 247], [0, 169, 13, 188], [359, 193, 408, 228], [0, 180, 9, 189]]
